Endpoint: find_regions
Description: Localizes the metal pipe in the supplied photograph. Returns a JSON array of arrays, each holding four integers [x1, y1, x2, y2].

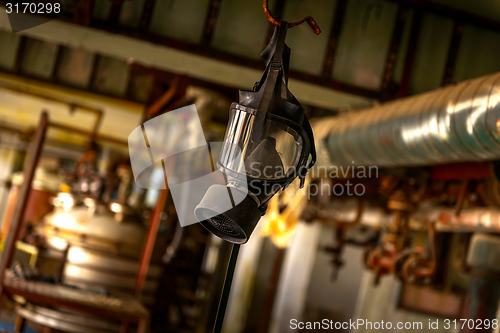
[[213, 243, 240, 333], [463, 233, 500, 333], [258, 247, 285, 333], [0, 111, 48, 295], [322, 72, 500, 167], [49, 121, 127, 146], [134, 189, 167, 298], [1, 85, 103, 116]]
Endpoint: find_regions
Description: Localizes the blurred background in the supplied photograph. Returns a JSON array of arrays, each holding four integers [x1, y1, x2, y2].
[[0, 0, 499, 332]]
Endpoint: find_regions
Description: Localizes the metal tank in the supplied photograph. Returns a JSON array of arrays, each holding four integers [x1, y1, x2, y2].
[[36, 194, 166, 305], [1, 170, 60, 244]]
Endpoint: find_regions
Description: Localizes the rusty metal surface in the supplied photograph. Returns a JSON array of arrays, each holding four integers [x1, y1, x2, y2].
[[4, 274, 149, 319], [43, 205, 147, 251], [262, 0, 321, 35], [381, 5, 410, 96], [0, 111, 48, 296], [16, 303, 121, 333], [321, 0, 347, 79]]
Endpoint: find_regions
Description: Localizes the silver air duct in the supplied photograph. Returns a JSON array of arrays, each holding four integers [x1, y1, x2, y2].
[[322, 72, 500, 167]]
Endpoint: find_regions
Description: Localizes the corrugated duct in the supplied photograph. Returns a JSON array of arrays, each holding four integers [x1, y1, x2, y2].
[[319, 72, 500, 167]]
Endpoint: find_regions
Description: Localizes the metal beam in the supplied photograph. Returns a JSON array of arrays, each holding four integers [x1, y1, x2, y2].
[[201, 0, 222, 46], [397, 10, 423, 98], [442, 21, 464, 86], [46, 7, 379, 101], [382, 0, 500, 34], [51, 44, 63, 81], [0, 11, 372, 110], [139, 0, 156, 31], [12, 36, 26, 74], [381, 5, 410, 99], [108, 0, 124, 24], [322, 0, 348, 80]]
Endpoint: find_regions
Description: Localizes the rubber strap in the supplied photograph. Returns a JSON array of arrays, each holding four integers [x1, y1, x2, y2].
[[251, 21, 289, 144]]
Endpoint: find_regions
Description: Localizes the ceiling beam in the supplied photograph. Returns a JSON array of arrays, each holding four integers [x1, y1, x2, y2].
[[441, 21, 465, 86], [321, 0, 348, 80], [382, 0, 500, 33], [0, 8, 373, 110]]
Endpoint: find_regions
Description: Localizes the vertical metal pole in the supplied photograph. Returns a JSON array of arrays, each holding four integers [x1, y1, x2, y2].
[[442, 21, 464, 86], [321, 0, 348, 80], [462, 275, 500, 333], [134, 188, 168, 298], [213, 243, 240, 333], [259, 247, 285, 333], [139, 0, 156, 31], [381, 5, 410, 99], [0, 111, 48, 295], [397, 10, 423, 98], [201, 0, 222, 46], [463, 233, 500, 333]]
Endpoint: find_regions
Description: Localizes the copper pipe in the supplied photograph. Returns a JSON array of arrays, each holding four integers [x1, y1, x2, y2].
[[424, 222, 436, 275], [134, 189, 167, 298], [412, 222, 437, 278], [145, 75, 190, 120], [134, 157, 175, 298], [49, 121, 127, 146], [0, 120, 126, 146], [0, 122, 26, 135], [133, 76, 188, 297], [1, 86, 103, 139], [455, 180, 470, 217], [69, 106, 103, 140], [263, 0, 321, 35]]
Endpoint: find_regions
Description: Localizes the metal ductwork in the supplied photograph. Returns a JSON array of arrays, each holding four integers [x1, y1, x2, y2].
[[321, 72, 500, 167]]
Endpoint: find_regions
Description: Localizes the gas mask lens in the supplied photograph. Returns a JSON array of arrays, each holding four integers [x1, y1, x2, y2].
[[219, 103, 303, 181]]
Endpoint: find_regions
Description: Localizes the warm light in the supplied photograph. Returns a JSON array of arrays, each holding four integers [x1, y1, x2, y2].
[[49, 237, 68, 251], [273, 229, 296, 248], [83, 198, 95, 207], [67, 247, 90, 264], [260, 178, 308, 248], [53, 193, 74, 210], [110, 203, 122, 213]]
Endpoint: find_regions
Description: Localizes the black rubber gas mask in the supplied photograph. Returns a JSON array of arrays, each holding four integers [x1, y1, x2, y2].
[[195, 22, 316, 244]]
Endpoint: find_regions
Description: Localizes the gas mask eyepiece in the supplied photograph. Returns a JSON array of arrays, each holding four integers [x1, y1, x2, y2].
[[195, 22, 316, 244]]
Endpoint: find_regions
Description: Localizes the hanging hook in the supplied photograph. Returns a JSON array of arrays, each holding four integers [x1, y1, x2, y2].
[[263, 0, 321, 35]]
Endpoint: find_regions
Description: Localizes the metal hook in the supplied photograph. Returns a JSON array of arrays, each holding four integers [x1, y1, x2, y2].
[[262, 0, 321, 35]]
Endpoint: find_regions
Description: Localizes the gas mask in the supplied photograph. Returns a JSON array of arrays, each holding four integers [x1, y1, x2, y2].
[[194, 22, 316, 244]]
